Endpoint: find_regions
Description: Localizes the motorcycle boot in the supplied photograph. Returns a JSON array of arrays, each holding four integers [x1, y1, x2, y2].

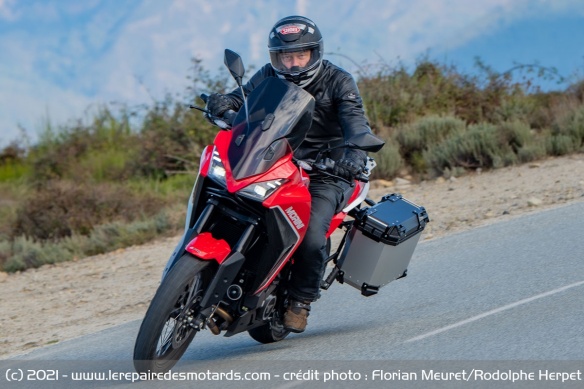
[[284, 299, 311, 333]]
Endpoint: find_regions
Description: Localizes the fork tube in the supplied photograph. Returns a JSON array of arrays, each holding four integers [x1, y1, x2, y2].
[[233, 223, 255, 253]]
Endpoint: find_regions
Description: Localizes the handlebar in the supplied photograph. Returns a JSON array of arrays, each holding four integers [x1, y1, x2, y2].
[[194, 93, 236, 129], [197, 93, 370, 183], [309, 158, 369, 183]]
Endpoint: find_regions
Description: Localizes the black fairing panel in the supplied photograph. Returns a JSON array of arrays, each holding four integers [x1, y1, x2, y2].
[[246, 206, 299, 292], [228, 78, 315, 180]]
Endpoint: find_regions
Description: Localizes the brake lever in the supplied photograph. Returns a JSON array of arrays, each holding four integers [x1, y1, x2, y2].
[[189, 103, 235, 130], [189, 105, 208, 113]]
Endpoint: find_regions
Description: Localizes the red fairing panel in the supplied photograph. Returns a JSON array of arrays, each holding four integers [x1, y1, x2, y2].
[[199, 145, 213, 176], [185, 232, 231, 264], [326, 181, 363, 237], [213, 130, 298, 193]]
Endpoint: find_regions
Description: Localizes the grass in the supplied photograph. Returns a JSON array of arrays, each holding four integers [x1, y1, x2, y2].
[[0, 207, 183, 272]]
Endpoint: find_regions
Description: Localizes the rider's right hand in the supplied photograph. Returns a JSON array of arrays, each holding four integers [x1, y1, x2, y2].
[[206, 93, 235, 120], [333, 149, 366, 180]]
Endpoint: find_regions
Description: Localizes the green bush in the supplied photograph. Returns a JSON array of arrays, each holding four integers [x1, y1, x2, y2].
[[371, 140, 403, 179], [0, 162, 29, 182], [0, 237, 73, 272], [0, 209, 182, 272], [546, 135, 578, 156], [63, 211, 179, 261], [517, 141, 548, 163], [553, 105, 584, 150], [495, 121, 534, 152], [493, 95, 535, 123], [392, 115, 467, 174], [424, 122, 517, 174], [13, 180, 166, 240], [395, 115, 466, 152]]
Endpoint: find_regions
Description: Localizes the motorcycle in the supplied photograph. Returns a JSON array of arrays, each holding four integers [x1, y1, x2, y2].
[[133, 50, 428, 373]]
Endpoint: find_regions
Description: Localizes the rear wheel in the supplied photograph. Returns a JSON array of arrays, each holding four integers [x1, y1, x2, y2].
[[248, 309, 290, 344], [133, 255, 212, 373], [248, 288, 290, 344]]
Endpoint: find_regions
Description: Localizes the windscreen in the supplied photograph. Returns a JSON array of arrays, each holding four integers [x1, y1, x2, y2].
[[227, 78, 315, 180]]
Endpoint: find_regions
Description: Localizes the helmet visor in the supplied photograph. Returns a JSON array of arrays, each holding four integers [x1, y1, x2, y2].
[[269, 45, 322, 75]]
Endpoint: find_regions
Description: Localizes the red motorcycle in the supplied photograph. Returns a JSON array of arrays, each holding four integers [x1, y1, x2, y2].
[[133, 50, 428, 373]]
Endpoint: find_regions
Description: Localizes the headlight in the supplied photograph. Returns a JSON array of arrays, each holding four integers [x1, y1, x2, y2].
[[207, 147, 226, 186], [237, 179, 286, 201]]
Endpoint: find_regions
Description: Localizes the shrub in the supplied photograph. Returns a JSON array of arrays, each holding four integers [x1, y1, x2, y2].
[[13, 180, 166, 240], [396, 116, 466, 151], [74, 211, 179, 259], [0, 162, 29, 182], [517, 142, 547, 163], [27, 107, 138, 182], [493, 97, 535, 124], [424, 122, 517, 174], [546, 135, 578, 156], [555, 106, 584, 150], [0, 209, 182, 272], [393, 115, 466, 173], [371, 140, 403, 179], [0, 237, 73, 272], [495, 121, 534, 153]]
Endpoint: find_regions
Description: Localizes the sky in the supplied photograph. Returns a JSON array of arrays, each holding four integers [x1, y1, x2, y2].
[[1, 0, 584, 147]]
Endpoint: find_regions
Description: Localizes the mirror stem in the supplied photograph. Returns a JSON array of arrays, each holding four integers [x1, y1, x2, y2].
[[240, 84, 250, 136]]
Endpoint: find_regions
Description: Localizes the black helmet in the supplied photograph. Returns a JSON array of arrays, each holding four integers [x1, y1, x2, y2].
[[268, 16, 323, 87]]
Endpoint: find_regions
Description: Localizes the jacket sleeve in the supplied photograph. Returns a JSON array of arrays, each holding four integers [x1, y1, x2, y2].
[[224, 64, 274, 110], [333, 73, 373, 161]]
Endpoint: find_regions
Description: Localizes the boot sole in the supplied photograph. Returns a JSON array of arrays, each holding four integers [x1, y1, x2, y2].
[[284, 326, 305, 334]]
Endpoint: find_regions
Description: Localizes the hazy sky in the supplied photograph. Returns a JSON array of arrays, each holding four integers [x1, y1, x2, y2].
[[1, 0, 583, 146]]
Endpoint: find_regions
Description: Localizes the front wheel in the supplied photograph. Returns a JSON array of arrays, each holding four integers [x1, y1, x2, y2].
[[133, 255, 212, 373]]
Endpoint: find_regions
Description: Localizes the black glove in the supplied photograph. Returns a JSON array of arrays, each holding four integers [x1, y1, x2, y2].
[[205, 93, 235, 119], [333, 149, 366, 180]]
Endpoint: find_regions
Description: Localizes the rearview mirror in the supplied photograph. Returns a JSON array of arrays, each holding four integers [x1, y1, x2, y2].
[[224, 49, 245, 86]]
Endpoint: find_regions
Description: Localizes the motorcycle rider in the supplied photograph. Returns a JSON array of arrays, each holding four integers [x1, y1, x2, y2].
[[205, 15, 376, 333]]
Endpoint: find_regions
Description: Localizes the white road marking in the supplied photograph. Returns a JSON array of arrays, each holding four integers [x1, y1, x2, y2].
[[406, 280, 584, 343]]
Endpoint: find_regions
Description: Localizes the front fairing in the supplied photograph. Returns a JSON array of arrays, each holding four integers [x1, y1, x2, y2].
[[164, 79, 315, 288], [227, 77, 315, 181]]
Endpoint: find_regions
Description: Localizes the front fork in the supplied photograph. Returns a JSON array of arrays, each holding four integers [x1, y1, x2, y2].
[[189, 213, 257, 331]]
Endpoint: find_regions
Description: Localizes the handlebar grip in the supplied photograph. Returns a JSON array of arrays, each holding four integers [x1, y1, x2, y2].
[[223, 110, 237, 125], [356, 173, 369, 183], [200, 93, 209, 103]]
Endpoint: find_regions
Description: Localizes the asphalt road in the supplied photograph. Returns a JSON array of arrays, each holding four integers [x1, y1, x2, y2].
[[4, 201, 584, 388]]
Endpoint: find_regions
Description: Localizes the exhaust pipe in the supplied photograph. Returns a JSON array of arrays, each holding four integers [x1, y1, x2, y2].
[[215, 306, 233, 324], [207, 306, 234, 336], [206, 318, 220, 335]]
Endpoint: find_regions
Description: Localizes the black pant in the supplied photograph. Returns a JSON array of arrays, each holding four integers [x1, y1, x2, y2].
[[288, 177, 352, 302]]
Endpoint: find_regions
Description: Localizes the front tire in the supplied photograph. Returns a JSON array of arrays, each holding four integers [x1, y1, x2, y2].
[[133, 255, 212, 373]]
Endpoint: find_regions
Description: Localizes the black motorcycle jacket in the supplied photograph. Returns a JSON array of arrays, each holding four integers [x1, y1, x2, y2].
[[224, 60, 371, 162]]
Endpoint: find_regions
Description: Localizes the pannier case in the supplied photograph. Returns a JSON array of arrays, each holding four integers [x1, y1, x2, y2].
[[338, 193, 429, 296]]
